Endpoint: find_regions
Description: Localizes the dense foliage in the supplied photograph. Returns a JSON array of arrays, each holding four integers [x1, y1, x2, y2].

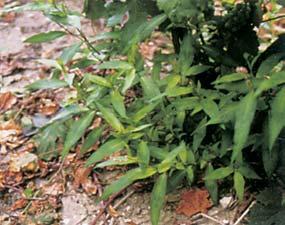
[[5, 0, 285, 224]]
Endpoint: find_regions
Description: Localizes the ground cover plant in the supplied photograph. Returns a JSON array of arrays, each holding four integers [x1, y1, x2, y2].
[[3, 0, 285, 224]]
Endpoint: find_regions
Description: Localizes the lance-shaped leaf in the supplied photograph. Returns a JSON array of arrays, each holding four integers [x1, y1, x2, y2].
[[234, 171, 245, 201], [111, 90, 127, 118], [95, 156, 137, 169], [26, 79, 68, 91], [268, 88, 285, 150], [213, 73, 246, 84], [24, 31, 66, 43], [205, 164, 218, 204], [204, 167, 234, 180], [179, 34, 194, 76], [132, 101, 159, 122], [85, 139, 126, 166], [87, 74, 112, 88], [137, 141, 150, 169], [150, 173, 167, 225], [96, 103, 124, 132], [157, 142, 186, 173], [62, 111, 95, 158], [141, 76, 161, 100], [232, 92, 257, 162], [100, 167, 156, 200], [80, 126, 104, 155], [97, 61, 133, 70]]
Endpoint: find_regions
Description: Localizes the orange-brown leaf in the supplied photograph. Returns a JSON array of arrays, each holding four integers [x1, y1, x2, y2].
[[176, 189, 212, 217], [0, 92, 17, 112]]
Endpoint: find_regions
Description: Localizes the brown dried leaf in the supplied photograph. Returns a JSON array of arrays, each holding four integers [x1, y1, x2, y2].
[[108, 205, 119, 218], [38, 102, 59, 116], [176, 189, 212, 217], [10, 198, 28, 211], [73, 166, 97, 195], [0, 92, 17, 112]]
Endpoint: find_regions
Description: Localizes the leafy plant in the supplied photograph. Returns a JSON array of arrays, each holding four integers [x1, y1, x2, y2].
[[6, 0, 285, 224]]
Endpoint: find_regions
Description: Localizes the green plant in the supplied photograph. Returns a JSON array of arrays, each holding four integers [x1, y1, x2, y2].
[[5, 0, 285, 224]]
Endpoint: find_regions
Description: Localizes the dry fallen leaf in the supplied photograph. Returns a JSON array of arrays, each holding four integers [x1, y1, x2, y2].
[[73, 166, 97, 195], [176, 189, 212, 217], [38, 102, 59, 116], [0, 92, 17, 112], [10, 198, 28, 211], [108, 205, 119, 218]]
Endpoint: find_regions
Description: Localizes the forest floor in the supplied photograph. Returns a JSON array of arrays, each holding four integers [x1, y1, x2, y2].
[[0, 1, 251, 224]]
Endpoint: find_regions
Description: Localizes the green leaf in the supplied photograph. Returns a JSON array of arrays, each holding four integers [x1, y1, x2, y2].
[[179, 33, 194, 76], [24, 31, 66, 43], [213, 73, 246, 84], [141, 76, 161, 100], [48, 105, 88, 125], [85, 139, 126, 166], [132, 102, 159, 122], [150, 173, 167, 225], [185, 65, 211, 76], [205, 164, 218, 204], [97, 61, 133, 70], [157, 143, 186, 173], [256, 72, 285, 96], [100, 167, 156, 200], [111, 90, 127, 118], [95, 156, 137, 168], [80, 127, 104, 155], [122, 69, 136, 94], [157, 0, 179, 14], [234, 171, 245, 201], [186, 166, 194, 185], [26, 79, 68, 91], [238, 165, 260, 179], [256, 53, 284, 78], [205, 167, 234, 180], [232, 92, 257, 162], [60, 42, 82, 64], [62, 112, 95, 158], [137, 141, 150, 169], [87, 74, 112, 88], [166, 87, 193, 97], [201, 98, 219, 119], [97, 103, 124, 132], [268, 88, 285, 150]]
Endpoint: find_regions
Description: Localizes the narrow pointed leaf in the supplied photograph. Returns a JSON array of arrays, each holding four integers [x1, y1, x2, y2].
[[80, 126, 104, 155], [132, 102, 159, 122], [268, 88, 285, 150], [100, 167, 156, 200], [87, 74, 112, 88], [26, 79, 68, 91], [24, 31, 66, 43], [97, 61, 133, 70], [234, 172, 245, 201], [85, 139, 125, 166], [150, 173, 167, 225], [205, 164, 218, 204], [137, 141, 150, 169], [111, 90, 127, 118], [205, 167, 234, 180], [232, 92, 257, 161], [62, 111, 95, 158], [97, 103, 124, 132]]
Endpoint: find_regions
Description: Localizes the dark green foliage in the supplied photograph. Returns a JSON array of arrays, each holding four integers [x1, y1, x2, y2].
[[248, 187, 285, 225], [15, 0, 285, 224]]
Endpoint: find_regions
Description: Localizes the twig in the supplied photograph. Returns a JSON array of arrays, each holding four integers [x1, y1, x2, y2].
[[89, 187, 129, 225], [232, 200, 256, 225], [262, 15, 285, 23], [198, 213, 226, 225], [100, 189, 136, 225]]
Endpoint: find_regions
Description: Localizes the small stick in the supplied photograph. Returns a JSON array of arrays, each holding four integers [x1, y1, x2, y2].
[[199, 213, 226, 225], [232, 200, 256, 225], [100, 189, 136, 225], [89, 187, 127, 225]]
